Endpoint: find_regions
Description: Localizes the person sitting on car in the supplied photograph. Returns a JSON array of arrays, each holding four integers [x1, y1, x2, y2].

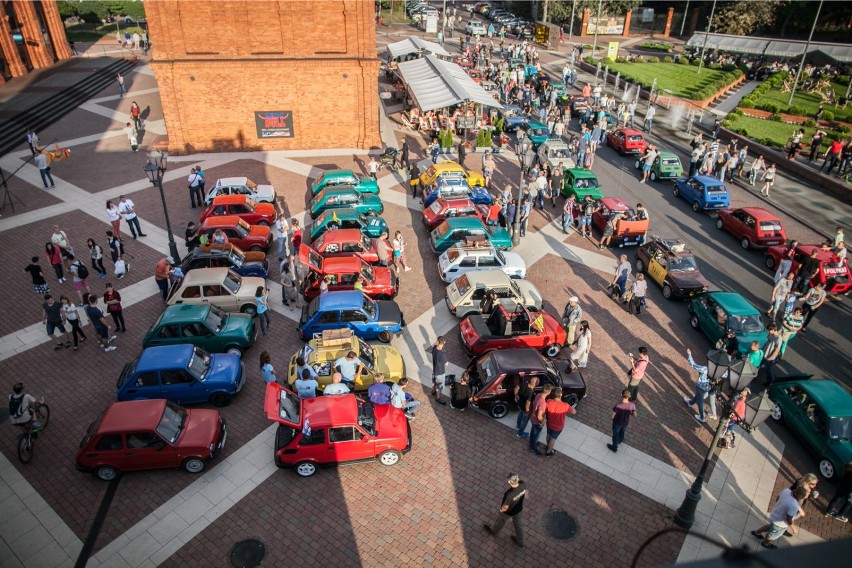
[[334, 351, 363, 386], [323, 372, 350, 396], [294, 368, 319, 399], [368, 373, 392, 405]]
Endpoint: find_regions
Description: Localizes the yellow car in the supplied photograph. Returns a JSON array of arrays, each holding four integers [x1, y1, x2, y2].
[[419, 161, 486, 188], [287, 328, 405, 392]]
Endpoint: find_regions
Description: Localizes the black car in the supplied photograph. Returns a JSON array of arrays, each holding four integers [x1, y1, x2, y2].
[[466, 349, 586, 419], [180, 244, 270, 279]]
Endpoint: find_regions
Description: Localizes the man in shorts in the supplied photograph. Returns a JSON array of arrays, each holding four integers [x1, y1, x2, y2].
[[42, 294, 70, 351], [543, 388, 576, 456], [84, 294, 117, 352], [579, 196, 595, 238], [599, 211, 623, 249], [751, 485, 807, 549]]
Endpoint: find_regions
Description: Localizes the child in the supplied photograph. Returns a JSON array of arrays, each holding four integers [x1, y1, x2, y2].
[[783, 290, 800, 319]]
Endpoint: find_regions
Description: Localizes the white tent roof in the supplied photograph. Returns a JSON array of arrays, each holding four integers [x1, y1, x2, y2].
[[687, 33, 852, 62], [396, 55, 502, 112], [387, 36, 450, 59]]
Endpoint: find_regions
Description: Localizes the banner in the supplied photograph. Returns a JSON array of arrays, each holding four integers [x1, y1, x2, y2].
[[607, 42, 619, 59], [254, 111, 294, 139], [425, 13, 438, 34], [586, 16, 624, 35]]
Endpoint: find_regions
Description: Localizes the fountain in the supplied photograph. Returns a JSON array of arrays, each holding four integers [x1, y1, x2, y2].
[[622, 81, 631, 101], [614, 72, 621, 96], [603, 65, 609, 89], [669, 102, 686, 132]]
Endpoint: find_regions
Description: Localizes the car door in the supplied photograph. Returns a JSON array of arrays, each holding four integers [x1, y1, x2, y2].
[[341, 309, 370, 335], [698, 297, 724, 343], [122, 371, 160, 400], [327, 426, 374, 462], [646, 247, 667, 286], [294, 429, 331, 464], [124, 431, 178, 470], [85, 433, 126, 469], [202, 282, 237, 310], [798, 402, 831, 460], [742, 213, 758, 242], [147, 324, 182, 346], [182, 322, 216, 350], [311, 310, 341, 334], [728, 210, 745, 236], [160, 368, 200, 403]]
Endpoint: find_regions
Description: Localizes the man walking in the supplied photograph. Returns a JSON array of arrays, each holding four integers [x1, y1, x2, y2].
[[761, 324, 783, 388], [551, 162, 564, 208], [431, 336, 448, 404], [116, 72, 126, 97], [799, 282, 826, 332], [26, 128, 39, 156], [85, 294, 117, 353], [683, 349, 713, 422], [483, 473, 527, 548], [42, 294, 71, 351], [34, 151, 55, 189], [626, 347, 649, 402], [187, 167, 204, 208], [643, 105, 656, 133], [117, 196, 145, 238], [528, 384, 552, 454], [514, 375, 538, 438], [610, 254, 632, 297], [751, 486, 807, 549], [607, 389, 636, 452], [458, 140, 467, 167], [543, 387, 575, 456], [562, 296, 582, 345]]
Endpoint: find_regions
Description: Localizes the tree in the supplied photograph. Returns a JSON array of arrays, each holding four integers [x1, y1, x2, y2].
[[714, 0, 786, 36], [547, 0, 642, 23]]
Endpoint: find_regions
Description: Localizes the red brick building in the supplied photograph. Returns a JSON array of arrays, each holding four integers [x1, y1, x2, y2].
[[145, 0, 381, 153], [0, 0, 72, 84]]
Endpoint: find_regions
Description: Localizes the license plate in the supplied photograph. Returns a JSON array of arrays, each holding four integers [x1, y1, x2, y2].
[[622, 242, 639, 247], [764, 241, 780, 246]]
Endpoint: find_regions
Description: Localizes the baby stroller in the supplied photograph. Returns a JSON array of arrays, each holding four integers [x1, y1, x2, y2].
[[379, 147, 399, 172]]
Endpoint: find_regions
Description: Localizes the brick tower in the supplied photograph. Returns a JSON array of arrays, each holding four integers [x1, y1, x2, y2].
[[145, 0, 381, 153]]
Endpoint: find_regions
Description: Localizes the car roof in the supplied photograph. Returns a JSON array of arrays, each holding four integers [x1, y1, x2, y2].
[[431, 161, 464, 172], [317, 208, 360, 221], [438, 197, 477, 208], [599, 197, 632, 210], [316, 186, 359, 198], [445, 217, 487, 229], [317, 290, 366, 310], [657, 150, 680, 159], [300, 392, 358, 426], [215, 177, 250, 186], [210, 195, 252, 206], [321, 256, 367, 272], [201, 215, 245, 228], [541, 140, 568, 149], [736, 207, 779, 220], [796, 245, 840, 263], [799, 380, 852, 417], [157, 304, 211, 325], [692, 175, 724, 185], [488, 348, 549, 374], [527, 121, 547, 128], [706, 292, 759, 315], [462, 270, 512, 285], [567, 168, 597, 179], [180, 267, 233, 284], [319, 169, 354, 178], [99, 399, 168, 434], [651, 237, 694, 255], [136, 345, 194, 372], [617, 128, 644, 136], [319, 228, 364, 243]]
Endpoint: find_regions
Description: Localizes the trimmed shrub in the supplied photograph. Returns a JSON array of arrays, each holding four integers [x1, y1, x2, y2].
[[647, 56, 660, 63], [758, 102, 781, 114], [769, 113, 783, 122], [708, 62, 721, 70], [677, 57, 691, 65], [837, 125, 851, 134], [663, 56, 673, 63], [475, 129, 492, 148], [721, 63, 738, 72], [734, 109, 744, 116], [603, 56, 615, 65], [786, 106, 807, 116], [725, 112, 739, 121], [821, 110, 835, 121], [738, 99, 755, 109], [690, 59, 700, 66], [615, 56, 628, 63], [634, 55, 645, 63], [803, 119, 817, 127]]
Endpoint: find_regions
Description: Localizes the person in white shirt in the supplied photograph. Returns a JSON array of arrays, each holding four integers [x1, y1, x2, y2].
[[274, 216, 290, 263], [34, 152, 54, 189], [368, 157, 379, 180], [322, 372, 351, 396], [643, 106, 656, 134], [26, 128, 39, 156], [117, 196, 145, 238], [187, 167, 204, 208], [628, 273, 648, 315]]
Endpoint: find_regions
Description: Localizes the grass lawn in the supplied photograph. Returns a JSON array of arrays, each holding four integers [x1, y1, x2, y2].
[[66, 30, 104, 42], [605, 62, 728, 99], [64, 22, 146, 40], [724, 115, 815, 148], [751, 81, 849, 119]]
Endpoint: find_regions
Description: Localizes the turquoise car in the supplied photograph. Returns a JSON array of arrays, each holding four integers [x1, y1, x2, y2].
[[688, 292, 767, 354], [429, 218, 512, 253], [525, 121, 550, 149], [309, 187, 383, 219], [311, 169, 379, 196], [309, 208, 387, 243]]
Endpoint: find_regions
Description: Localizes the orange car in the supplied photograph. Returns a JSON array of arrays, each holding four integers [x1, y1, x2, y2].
[[310, 228, 380, 264], [591, 197, 649, 247]]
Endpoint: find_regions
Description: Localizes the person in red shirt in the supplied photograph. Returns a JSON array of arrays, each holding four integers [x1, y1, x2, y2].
[[544, 387, 576, 456], [487, 202, 501, 226]]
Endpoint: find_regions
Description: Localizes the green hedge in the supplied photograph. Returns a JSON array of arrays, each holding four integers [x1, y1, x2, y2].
[[787, 106, 807, 116], [769, 113, 783, 122], [822, 110, 835, 121], [803, 119, 816, 127], [647, 56, 660, 63]]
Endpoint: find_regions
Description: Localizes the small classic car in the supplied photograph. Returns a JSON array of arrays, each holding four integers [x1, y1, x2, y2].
[[299, 290, 403, 342], [309, 187, 384, 219], [537, 140, 576, 169], [167, 268, 266, 315], [200, 215, 273, 252], [635, 238, 710, 300], [569, 95, 589, 115], [300, 247, 398, 300], [673, 175, 731, 212], [142, 304, 256, 355], [205, 177, 275, 204], [287, 328, 405, 391], [445, 270, 542, 318], [199, 195, 277, 227], [116, 345, 244, 407], [310, 228, 380, 264], [523, 121, 550, 148], [590, 197, 649, 247], [768, 376, 852, 480], [562, 168, 604, 200], [423, 197, 489, 231], [633, 149, 683, 181], [438, 243, 526, 283], [466, 348, 586, 418], [459, 305, 567, 357], [179, 244, 269, 279], [498, 104, 530, 132], [430, 218, 512, 253], [605, 128, 647, 155], [311, 169, 380, 196], [688, 292, 767, 354], [421, 178, 493, 207], [309, 208, 388, 243], [716, 207, 786, 250], [265, 383, 411, 477], [418, 161, 485, 188], [76, 399, 226, 481], [765, 244, 851, 294]]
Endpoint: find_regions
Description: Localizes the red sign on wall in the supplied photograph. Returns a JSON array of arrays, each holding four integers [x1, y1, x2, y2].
[[254, 111, 294, 138]]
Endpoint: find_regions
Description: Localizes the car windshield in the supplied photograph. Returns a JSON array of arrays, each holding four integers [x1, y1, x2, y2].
[[234, 220, 250, 237], [362, 296, 377, 319], [573, 176, 599, 189], [360, 234, 372, 251], [204, 305, 225, 332], [705, 184, 727, 195], [156, 401, 187, 444], [446, 248, 461, 262], [228, 248, 246, 267], [477, 353, 499, 385], [662, 157, 680, 166], [495, 250, 507, 265], [530, 127, 547, 137], [669, 256, 698, 272], [728, 314, 765, 334], [187, 347, 211, 380], [454, 274, 472, 297], [429, 201, 444, 214], [223, 270, 242, 294], [357, 339, 375, 370], [509, 279, 522, 297], [361, 263, 375, 282], [544, 357, 561, 379], [117, 359, 138, 388], [829, 416, 851, 441]]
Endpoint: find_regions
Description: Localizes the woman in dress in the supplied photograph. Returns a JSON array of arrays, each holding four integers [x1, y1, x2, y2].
[[105, 200, 122, 240], [87, 238, 107, 278], [570, 320, 592, 368], [45, 242, 64, 283], [60, 295, 86, 350], [103, 283, 126, 332]]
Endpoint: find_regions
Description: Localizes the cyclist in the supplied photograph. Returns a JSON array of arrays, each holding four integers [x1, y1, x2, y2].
[[9, 383, 37, 429]]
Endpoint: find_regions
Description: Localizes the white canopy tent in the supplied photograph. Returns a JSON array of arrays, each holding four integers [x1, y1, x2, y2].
[[687, 33, 852, 63], [396, 54, 502, 112], [386, 36, 451, 59]]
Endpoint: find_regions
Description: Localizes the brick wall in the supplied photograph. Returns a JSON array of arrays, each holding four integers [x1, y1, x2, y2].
[[145, 0, 381, 152]]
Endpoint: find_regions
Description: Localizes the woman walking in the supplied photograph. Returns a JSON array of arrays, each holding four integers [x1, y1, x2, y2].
[[255, 286, 270, 336], [761, 164, 777, 197], [570, 321, 591, 368], [106, 200, 122, 240], [130, 101, 142, 131], [87, 238, 107, 278], [392, 231, 411, 272], [60, 295, 86, 350], [103, 283, 127, 332], [45, 243, 65, 283]]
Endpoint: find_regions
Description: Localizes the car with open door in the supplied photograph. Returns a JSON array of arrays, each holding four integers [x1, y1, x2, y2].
[[459, 305, 566, 357], [299, 247, 398, 300]]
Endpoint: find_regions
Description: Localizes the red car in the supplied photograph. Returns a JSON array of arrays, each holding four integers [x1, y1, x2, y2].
[[311, 228, 380, 264], [590, 197, 649, 247], [200, 216, 273, 252], [765, 244, 851, 294], [300, 247, 398, 300], [199, 195, 277, 227], [423, 197, 489, 231], [75, 399, 226, 481], [606, 128, 647, 155], [715, 207, 786, 250], [459, 305, 567, 358]]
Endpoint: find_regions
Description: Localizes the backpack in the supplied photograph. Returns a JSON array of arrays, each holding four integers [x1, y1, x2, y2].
[[9, 395, 24, 418], [75, 261, 89, 280]]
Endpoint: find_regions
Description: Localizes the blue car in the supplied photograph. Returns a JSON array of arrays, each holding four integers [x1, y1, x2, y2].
[[298, 290, 404, 343], [423, 178, 493, 208], [116, 345, 245, 407], [673, 175, 732, 212], [499, 105, 531, 132]]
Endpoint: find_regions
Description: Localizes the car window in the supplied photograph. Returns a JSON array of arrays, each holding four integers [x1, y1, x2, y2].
[[95, 434, 123, 451], [156, 402, 187, 443], [126, 432, 161, 449], [212, 206, 227, 215], [759, 220, 783, 232], [134, 372, 159, 387], [340, 272, 357, 285], [329, 427, 363, 443], [317, 311, 339, 324], [181, 286, 202, 299], [158, 325, 180, 338], [324, 243, 340, 253], [744, 216, 756, 229], [342, 242, 362, 253], [203, 285, 224, 297], [460, 257, 477, 267], [182, 323, 212, 337], [161, 370, 193, 385], [478, 256, 499, 267], [341, 310, 368, 323], [299, 429, 326, 446]]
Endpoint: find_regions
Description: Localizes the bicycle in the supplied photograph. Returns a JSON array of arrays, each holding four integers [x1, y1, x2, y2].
[[16, 398, 50, 464]]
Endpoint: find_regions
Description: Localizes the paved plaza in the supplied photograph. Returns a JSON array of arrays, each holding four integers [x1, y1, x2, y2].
[[0, 31, 849, 568]]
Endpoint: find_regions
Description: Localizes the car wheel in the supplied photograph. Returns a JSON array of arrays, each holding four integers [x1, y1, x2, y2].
[[564, 393, 579, 407], [295, 461, 317, 477], [689, 314, 699, 329], [770, 403, 783, 422], [545, 344, 561, 358], [740, 237, 751, 250], [240, 305, 257, 316], [257, 221, 270, 227], [765, 255, 776, 269], [634, 159, 640, 170], [715, 217, 724, 230], [209, 392, 232, 407], [96, 466, 119, 481], [635, 258, 645, 273], [378, 450, 402, 467], [489, 402, 509, 419], [249, 246, 263, 252], [663, 284, 673, 300], [650, 171, 657, 182], [183, 458, 206, 474], [225, 346, 242, 357], [692, 201, 701, 213], [378, 330, 392, 343], [819, 458, 836, 480], [673, 186, 680, 197]]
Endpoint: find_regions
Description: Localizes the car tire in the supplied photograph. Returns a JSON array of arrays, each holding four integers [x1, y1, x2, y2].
[[662, 284, 673, 300], [819, 458, 836, 480], [96, 466, 120, 482], [225, 346, 243, 357], [715, 217, 724, 230], [378, 450, 401, 467], [634, 160, 640, 170], [257, 221, 271, 227], [770, 403, 783, 422], [689, 314, 699, 329], [295, 461, 317, 477], [545, 344, 561, 358], [378, 330, 392, 343], [635, 258, 645, 273], [740, 237, 751, 250], [250, 246, 263, 252], [765, 255, 776, 269], [240, 305, 257, 316], [183, 458, 206, 474], [489, 402, 509, 419], [692, 201, 701, 213], [564, 393, 579, 407], [209, 392, 232, 407], [650, 171, 657, 182], [673, 186, 680, 197]]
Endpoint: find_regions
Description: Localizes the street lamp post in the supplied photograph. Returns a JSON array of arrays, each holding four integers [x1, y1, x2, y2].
[[513, 134, 533, 246], [696, 0, 717, 76], [787, 0, 824, 106], [143, 150, 181, 263], [673, 349, 774, 529], [591, 0, 602, 59]]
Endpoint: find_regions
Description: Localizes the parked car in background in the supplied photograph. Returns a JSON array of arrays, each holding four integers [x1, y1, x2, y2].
[[590, 197, 649, 247], [76, 399, 227, 481], [523, 121, 550, 148], [200, 216, 272, 252], [764, 244, 851, 294], [715, 207, 786, 250], [537, 140, 576, 169], [419, 161, 486, 188], [633, 149, 683, 181], [438, 243, 526, 282], [422, 197, 489, 231], [310, 228, 380, 264], [116, 345, 245, 407], [561, 168, 604, 200], [606, 128, 647, 155], [309, 208, 388, 243], [300, 248, 398, 300], [311, 169, 379, 196], [430, 218, 512, 253], [459, 305, 566, 357], [688, 292, 767, 354], [466, 20, 487, 35], [142, 304, 256, 356], [299, 290, 403, 342], [635, 237, 710, 300], [310, 187, 383, 219], [167, 268, 265, 315], [199, 195, 277, 227], [498, 105, 531, 132], [205, 177, 275, 205], [421, 178, 493, 207], [179, 244, 269, 279], [445, 270, 542, 318], [673, 175, 731, 212]]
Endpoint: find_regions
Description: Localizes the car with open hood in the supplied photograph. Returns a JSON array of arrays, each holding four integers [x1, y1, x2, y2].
[[422, 197, 489, 231], [310, 228, 381, 264], [200, 216, 272, 252], [179, 243, 269, 279], [430, 218, 512, 253], [445, 270, 542, 318], [591, 197, 649, 247], [308, 208, 388, 243], [299, 247, 398, 300]]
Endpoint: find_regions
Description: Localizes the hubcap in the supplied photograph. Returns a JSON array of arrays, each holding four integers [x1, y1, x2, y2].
[[820, 460, 834, 479]]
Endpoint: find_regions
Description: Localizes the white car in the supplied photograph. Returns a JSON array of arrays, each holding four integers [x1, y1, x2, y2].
[[445, 271, 542, 318], [465, 20, 487, 36], [205, 177, 276, 205], [537, 140, 576, 170], [438, 243, 526, 283]]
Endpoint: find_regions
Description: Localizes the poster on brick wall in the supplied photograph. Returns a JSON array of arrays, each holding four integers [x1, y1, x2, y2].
[[254, 111, 294, 139]]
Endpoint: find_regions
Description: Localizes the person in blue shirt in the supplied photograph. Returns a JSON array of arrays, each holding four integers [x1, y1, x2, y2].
[[683, 349, 712, 422], [368, 373, 391, 405], [259, 351, 277, 383], [334, 351, 363, 386], [296, 357, 318, 384], [294, 368, 319, 398], [255, 286, 270, 336]]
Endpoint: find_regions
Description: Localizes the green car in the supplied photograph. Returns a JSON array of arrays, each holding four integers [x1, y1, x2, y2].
[[429, 217, 512, 253], [633, 149, 684, 182], [142, 304, 256, 356], [309, 208, 388, 243], [525, 121, 550, 149], [562, 168, 604, 200], [309, 187, 383, 219], [769, 376, 852, 480], [311, 169, 379, 196], [687, 292, 767, 354]]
